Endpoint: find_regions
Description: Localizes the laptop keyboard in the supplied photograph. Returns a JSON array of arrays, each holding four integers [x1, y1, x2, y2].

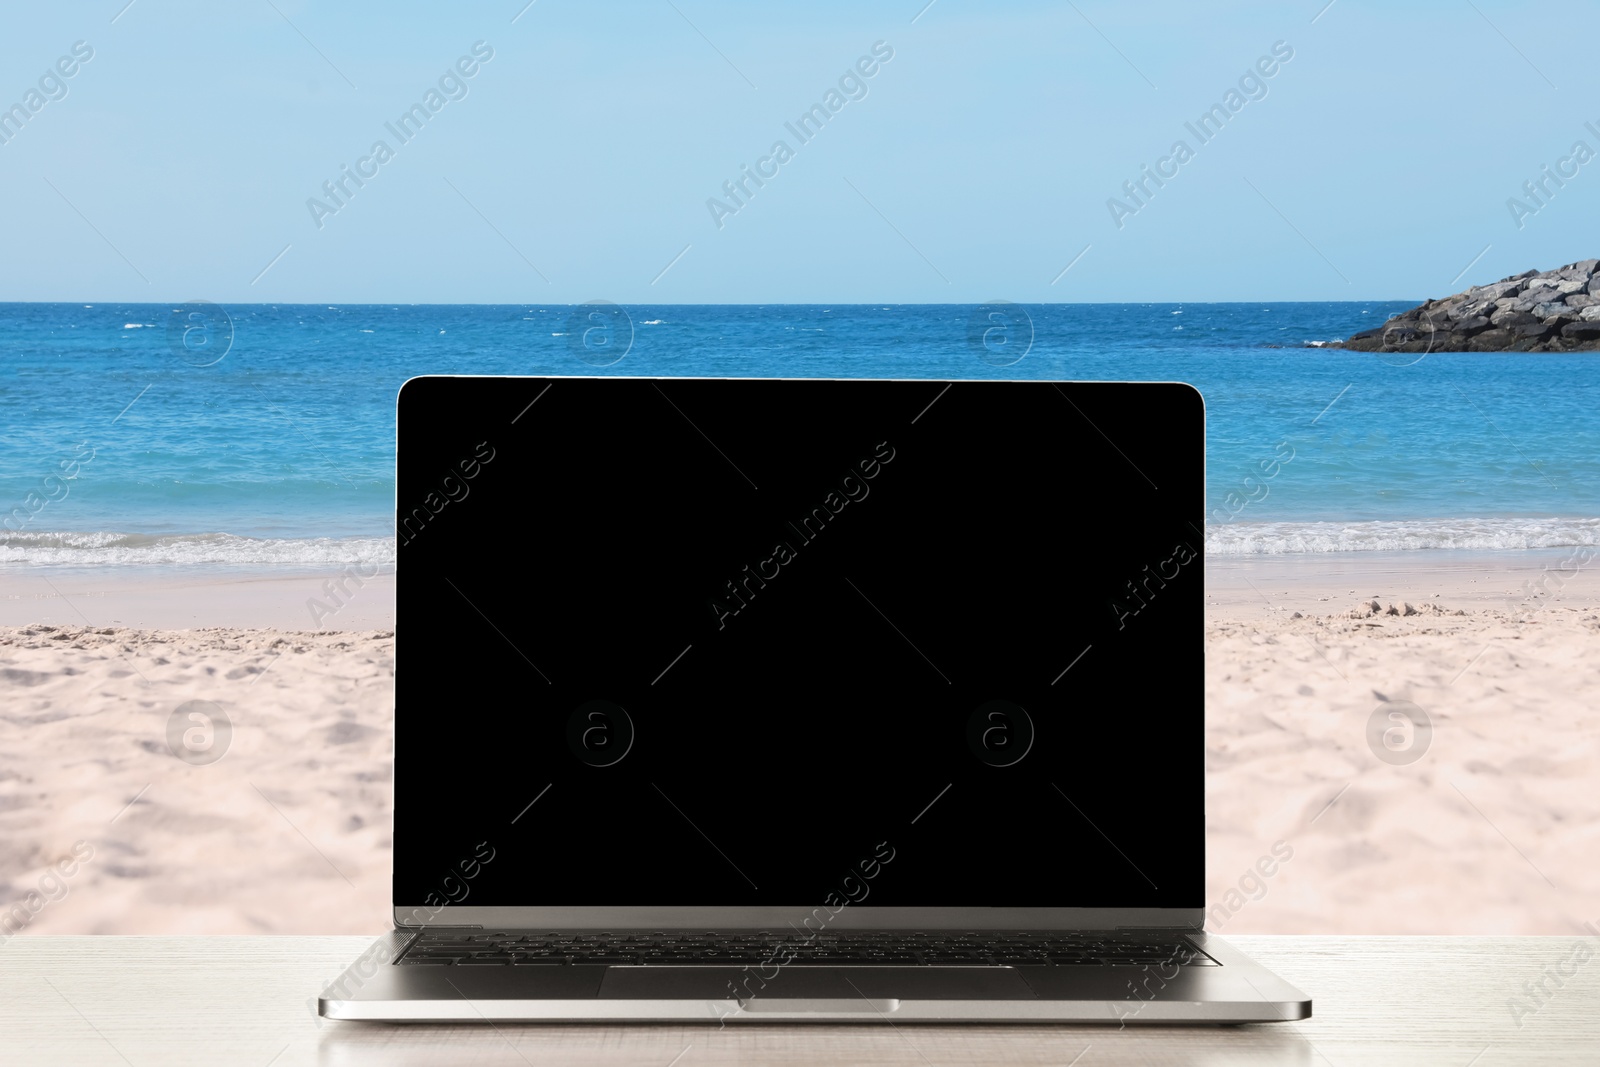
[[398, 931, 1218, 967]]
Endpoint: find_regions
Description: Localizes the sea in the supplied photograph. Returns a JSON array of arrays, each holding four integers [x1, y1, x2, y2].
[[2, 301, 1596, 569]]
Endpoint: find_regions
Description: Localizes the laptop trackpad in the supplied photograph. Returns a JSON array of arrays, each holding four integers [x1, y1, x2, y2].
[[599, 967, 1035, 1001]]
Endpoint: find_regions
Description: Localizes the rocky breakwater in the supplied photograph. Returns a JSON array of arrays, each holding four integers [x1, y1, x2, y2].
[[1336, 259, 1600, 353]]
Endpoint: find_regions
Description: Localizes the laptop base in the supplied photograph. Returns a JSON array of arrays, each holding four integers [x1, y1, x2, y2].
[[320, 931, 1310, 1024]]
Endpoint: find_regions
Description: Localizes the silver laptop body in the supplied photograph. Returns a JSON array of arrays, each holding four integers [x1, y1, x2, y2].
[[320, 376, 1310, 1024]]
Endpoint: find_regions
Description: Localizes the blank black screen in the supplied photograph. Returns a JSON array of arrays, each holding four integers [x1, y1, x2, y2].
[[394, 378, 1203, 909]]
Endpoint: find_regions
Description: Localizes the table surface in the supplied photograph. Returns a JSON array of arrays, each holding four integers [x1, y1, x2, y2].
[[1, 935, 1595, 1065]]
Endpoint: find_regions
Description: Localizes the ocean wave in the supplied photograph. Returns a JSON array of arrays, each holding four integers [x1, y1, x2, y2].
[[0, 531, 396, 568], [1206, 517, 1600, 554], [7, 519, 1597, 565]]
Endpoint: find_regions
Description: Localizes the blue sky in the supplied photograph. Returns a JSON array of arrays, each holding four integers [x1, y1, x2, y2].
[[0, 0, 1594, 303]]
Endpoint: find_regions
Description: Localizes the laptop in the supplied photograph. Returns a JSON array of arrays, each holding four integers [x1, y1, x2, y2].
[[319, 375, 1311, 1023]]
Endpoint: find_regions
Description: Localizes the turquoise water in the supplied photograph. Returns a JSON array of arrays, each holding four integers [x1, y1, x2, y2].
[[1, 301, 1595, 565]]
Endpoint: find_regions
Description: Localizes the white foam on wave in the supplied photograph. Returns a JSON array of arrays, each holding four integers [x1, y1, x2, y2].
[[1207, 517, 1600, 554], [0, 531, 396, 568], [15, 519, 1593, 565]]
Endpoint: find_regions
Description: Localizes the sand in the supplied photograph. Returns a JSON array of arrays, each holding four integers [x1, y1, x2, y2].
[[0, 624, 394, 938], [0, 567, 395, 631], [1205, 551, 1600, 936], [2, 553, 1596, 936]]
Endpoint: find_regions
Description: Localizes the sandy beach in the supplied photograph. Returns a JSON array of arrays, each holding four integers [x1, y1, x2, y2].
[[2, 554, 1595, 936], [1204, 550, 1600, 936], [0, 570, 396, 938]]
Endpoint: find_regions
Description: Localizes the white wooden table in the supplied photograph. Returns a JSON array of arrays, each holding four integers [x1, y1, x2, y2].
[[1, 936, 1594, 1065]]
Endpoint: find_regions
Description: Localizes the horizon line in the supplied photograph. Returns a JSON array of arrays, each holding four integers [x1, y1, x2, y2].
[[0, 298, 1427, 307]]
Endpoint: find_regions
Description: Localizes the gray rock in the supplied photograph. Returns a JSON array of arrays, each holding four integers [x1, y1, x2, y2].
[[1492, 310, 1540, 327], [1466, 328, 1516, 350], [1515, 288, 1559, 311], [1561, 321, 1600, 341], [1328, 261, 1600, 352], [1447, 299, 1495, 320]]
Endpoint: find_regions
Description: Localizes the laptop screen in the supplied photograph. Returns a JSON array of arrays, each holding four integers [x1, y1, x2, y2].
[[394, 377, 1202, 913]]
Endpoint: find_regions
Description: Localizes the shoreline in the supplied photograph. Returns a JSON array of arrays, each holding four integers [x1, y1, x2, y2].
[[0, 567, 395, 631], [4, 547, 1594, 630], [1206, 547, 1599, 616]]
